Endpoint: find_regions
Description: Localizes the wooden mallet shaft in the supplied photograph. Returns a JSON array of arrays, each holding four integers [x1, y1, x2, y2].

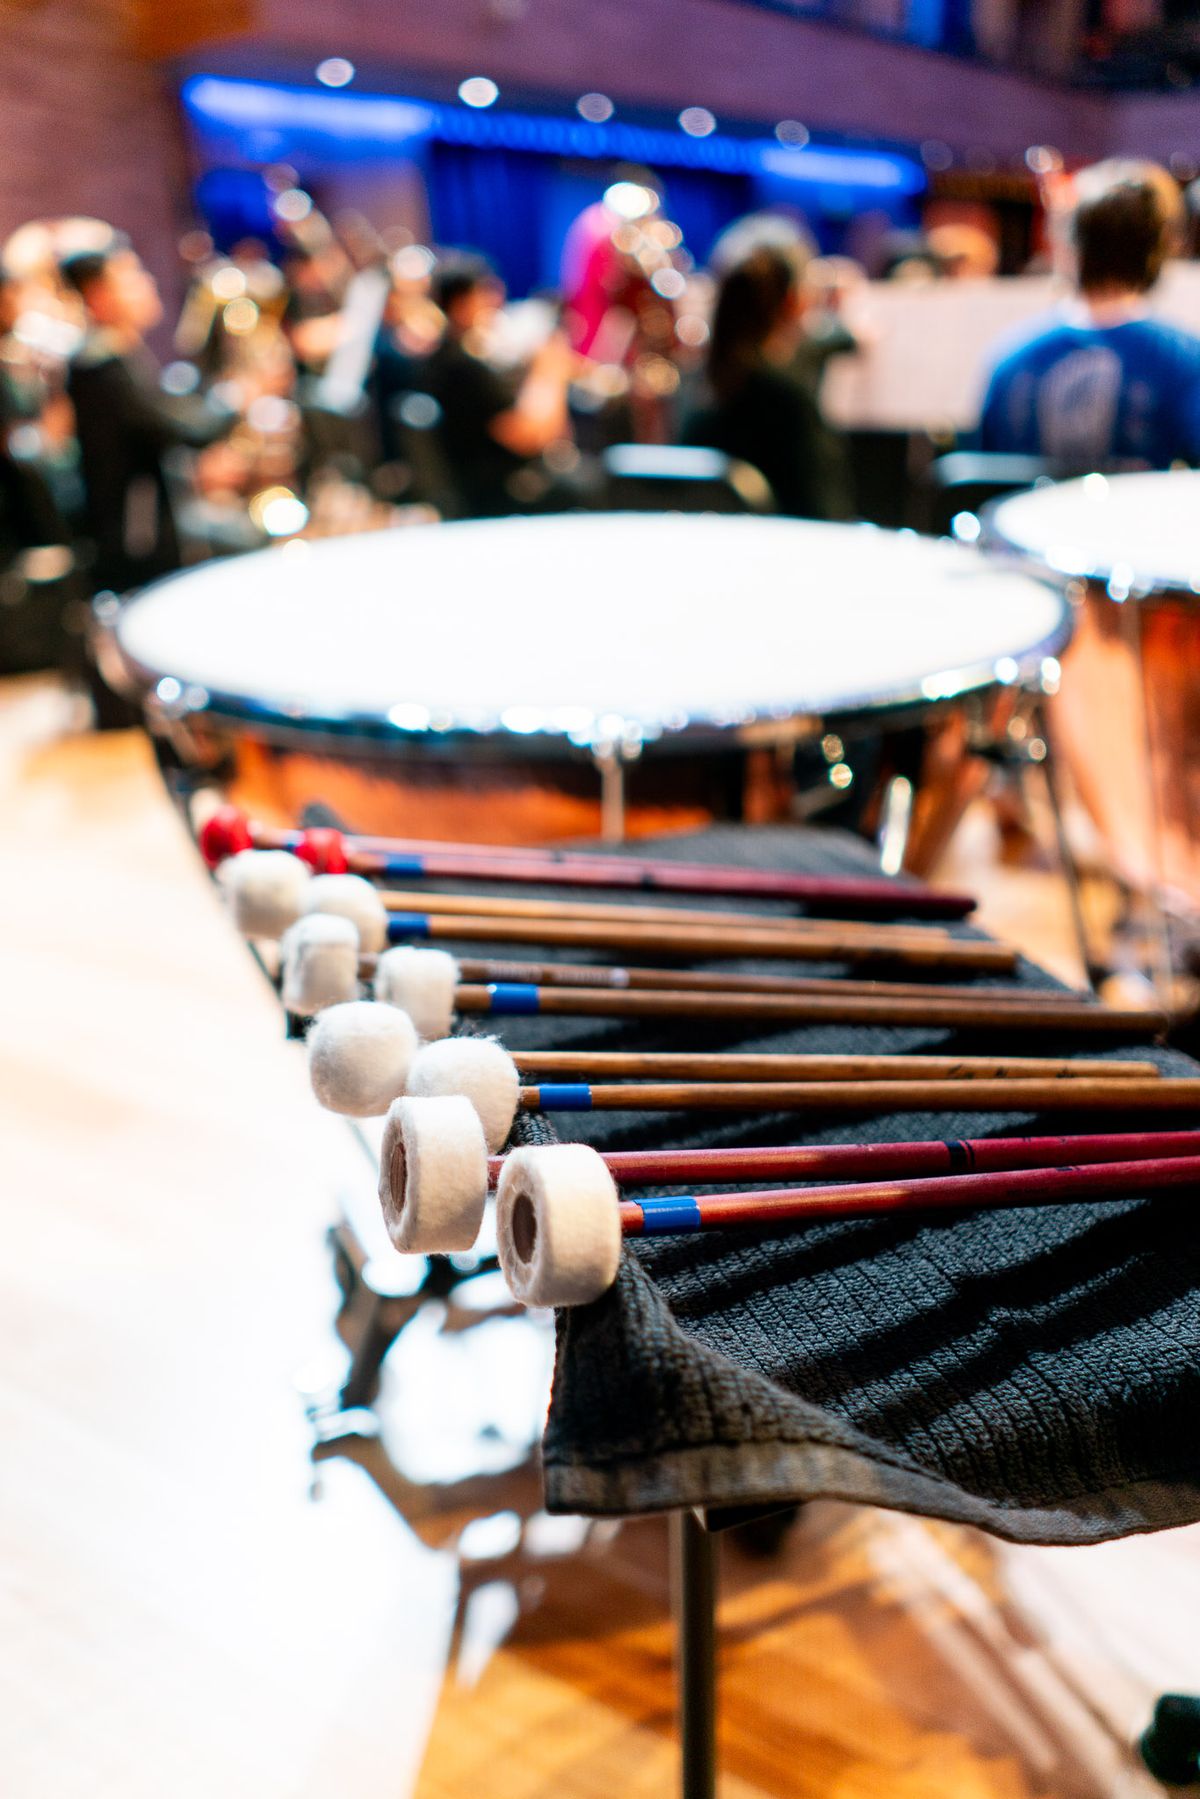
[[387, 911, 1013, 972], [510, 1050, 1158, 1081], [369, 949, 1076, 1005], [518, 1076, 1200, 1114], [455, 982, 1162, 1038], [381, 886, 952, 942], [204, 807, 974, 918], [616, 1153, 1200, 1234], [485, 1128, 1200, 1189]]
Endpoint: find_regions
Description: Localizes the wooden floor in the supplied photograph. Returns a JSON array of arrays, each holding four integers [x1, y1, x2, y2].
[[1, 676, 1196, 1799]]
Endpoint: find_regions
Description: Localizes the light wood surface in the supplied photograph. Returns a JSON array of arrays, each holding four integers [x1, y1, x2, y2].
[[1, 677, 1194, 1799]]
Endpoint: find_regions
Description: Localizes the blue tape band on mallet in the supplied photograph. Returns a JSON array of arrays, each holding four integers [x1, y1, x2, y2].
[[386, 912, 433, 941], [486, 983, 542, 1015], [535, 1083, 594, 1111], [636, 1196, 704, 1234]]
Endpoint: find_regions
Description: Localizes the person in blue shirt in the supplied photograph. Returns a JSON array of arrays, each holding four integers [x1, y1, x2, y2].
[[979, 160, 1200, 470]]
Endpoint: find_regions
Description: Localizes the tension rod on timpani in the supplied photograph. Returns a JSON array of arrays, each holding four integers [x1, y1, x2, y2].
[[198, 805, 976, 919]]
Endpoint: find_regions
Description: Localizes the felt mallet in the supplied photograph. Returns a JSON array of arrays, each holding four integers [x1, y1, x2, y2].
[[379, 1106, 1200, 1262], [493, 1143, 1200, 1307], [305, 1005, 1167, 1140], [220, 850, 1009, 973], [199, 804, 976, 919]]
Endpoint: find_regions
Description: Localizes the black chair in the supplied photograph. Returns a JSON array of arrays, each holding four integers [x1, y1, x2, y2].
[[389, 392, 467, 520], [0, 450, 81, 676], [599, 444, 774, 514], [921, 451, 1059, 539]]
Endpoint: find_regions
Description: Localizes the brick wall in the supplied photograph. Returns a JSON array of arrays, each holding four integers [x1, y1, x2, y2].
[[0, 0, 190, 308], [256, 0, 1113, 160], [1110, 89, 1200, 160]]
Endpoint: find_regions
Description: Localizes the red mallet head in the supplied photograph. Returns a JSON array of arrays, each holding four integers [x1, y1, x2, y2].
[[297, 827, 350, 875], [199, 804, 253, 868]]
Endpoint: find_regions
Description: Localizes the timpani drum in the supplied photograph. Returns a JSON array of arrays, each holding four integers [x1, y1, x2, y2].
[[97, 512, 1071, 854], [987, 471, 1200, 913]]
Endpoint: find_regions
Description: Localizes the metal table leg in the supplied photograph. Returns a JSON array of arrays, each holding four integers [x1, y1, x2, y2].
[[672, 1508, 718, 1799]]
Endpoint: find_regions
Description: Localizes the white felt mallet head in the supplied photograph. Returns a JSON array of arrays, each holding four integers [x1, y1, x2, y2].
[[221, 847, 311, 938], [374, 946, 460, 1040], [378, 1095, 489, 1254], [406, 1036, 520, 1153], [495, 1144, 622, 1308], [280, 912, 360, 1015], [307, 1000, 419, 1117], [303, 872, 389, 955]]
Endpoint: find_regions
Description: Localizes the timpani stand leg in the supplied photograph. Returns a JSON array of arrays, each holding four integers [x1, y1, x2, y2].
[[878, 773, 915, 878], [672, 1509, 718, 1799], [1032, 700, 1097, 995], [1118, 597, 1177, 1000], [594, 741, 628, 844]]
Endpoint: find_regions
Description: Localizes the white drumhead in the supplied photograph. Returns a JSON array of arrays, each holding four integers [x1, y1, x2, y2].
[[114, 514, 1068, 743], [989, 470, 1200, 594]]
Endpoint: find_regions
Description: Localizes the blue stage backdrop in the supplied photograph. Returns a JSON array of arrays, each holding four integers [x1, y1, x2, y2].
[[183, 76, 925, 295]]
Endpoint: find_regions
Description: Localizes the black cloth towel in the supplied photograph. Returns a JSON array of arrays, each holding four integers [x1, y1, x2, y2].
[[435, 823, 1200, 1546]]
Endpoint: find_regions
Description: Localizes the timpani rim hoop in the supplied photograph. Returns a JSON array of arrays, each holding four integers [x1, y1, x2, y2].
[[983, 469, 1200, 602], [96, 513, 1073, 761]]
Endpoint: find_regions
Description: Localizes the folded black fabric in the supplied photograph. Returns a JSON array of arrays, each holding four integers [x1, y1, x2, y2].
[[445, 824, 1200, 1545]]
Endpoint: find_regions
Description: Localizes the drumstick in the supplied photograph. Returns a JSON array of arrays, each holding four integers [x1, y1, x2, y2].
[[454, 982, 1159, 1037], [383, 1108, 1200, 1295], [224, 852, 997, 967], [305, 1008, 1173, 1134], [280, 921, 1159, 1040], [509, 1051, 1158, 1081], [614, 1154, 1200, 1234], [483, 1127, 1200, 1190], [282, 929, 1089, 1030], [515, 1077, 1200, 1116], [378, 887, 955, 943], [492, 1145, 1200, 1306], [199, 804, 976, 919], [411, 955, 1033, 1003], [380, 911, 1013, 972]]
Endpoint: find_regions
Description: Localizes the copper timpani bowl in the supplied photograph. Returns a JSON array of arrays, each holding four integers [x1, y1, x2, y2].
[[98, 512, 1072, 852], [986, 470, 1200, 912]]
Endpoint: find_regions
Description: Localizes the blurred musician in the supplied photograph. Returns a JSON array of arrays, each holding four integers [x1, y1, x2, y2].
[[561, 183, 688, 442], [367, 245, 444, 468], [173, 234, 288, 383], [684, 229, 849, 519], [422, 253, 575, 517], [62, 235, 234, 593], [979, 160, 1200, 468]]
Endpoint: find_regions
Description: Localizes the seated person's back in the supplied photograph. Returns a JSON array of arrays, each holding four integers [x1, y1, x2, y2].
[[421, 253, 574, 518], [684, 222, 848, 520], [687, 364, 838, 519], [979, 159, 1200, 469], [421, 325, 523, 517]]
